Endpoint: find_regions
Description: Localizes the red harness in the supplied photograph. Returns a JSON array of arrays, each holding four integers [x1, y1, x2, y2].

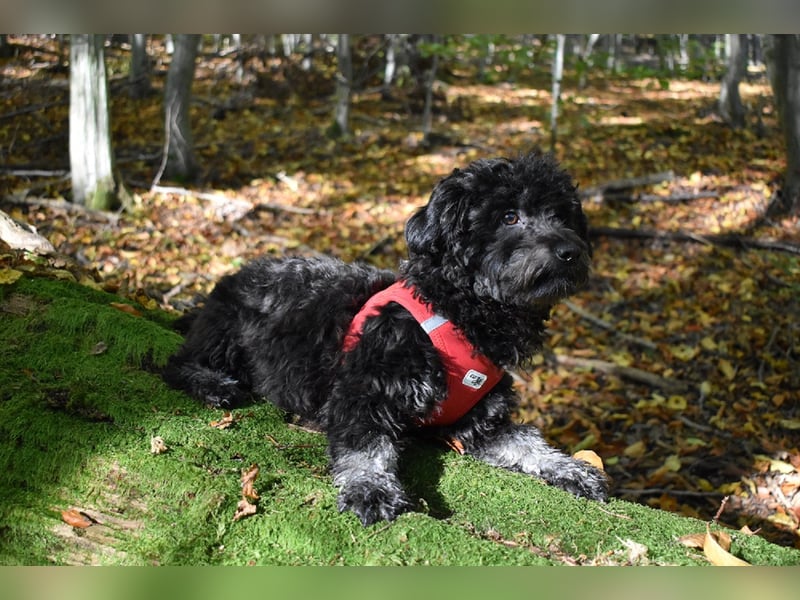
[[342, 281, 505, 426]]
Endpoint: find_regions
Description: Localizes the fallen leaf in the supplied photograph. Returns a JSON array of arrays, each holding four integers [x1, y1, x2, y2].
[[209, 411, 236, 429], [110, 302, 141, 317], [623, 440, 647, 458], [573, 449, 604, 471], [677, 532, 706, 549], [718, 359, 736, 380], [150, 436, 168, 454], [617, 537, 648, 563], [232, 498, 257, 522], [443, 436, 465, 455], [778, 418, 800, 431], [61, 508, 92, 528], [703, 525, 750, 566], [241, 463, 260, 500], [0, 268, 23, 285]]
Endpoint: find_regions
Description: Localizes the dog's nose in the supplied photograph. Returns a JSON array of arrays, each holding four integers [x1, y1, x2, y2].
[[554, 242, 581, 263]]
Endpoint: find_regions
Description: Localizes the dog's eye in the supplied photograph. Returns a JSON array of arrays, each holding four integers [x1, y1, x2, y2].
[[502, 210, 520, 226]]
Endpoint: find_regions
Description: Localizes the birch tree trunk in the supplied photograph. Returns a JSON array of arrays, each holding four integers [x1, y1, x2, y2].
[[550, 34, 566, 152], [719, 34, 748, 128], [421, 35, 440, 143], [330, 34, 351, 138], [161, 34, 199, 182], [764, 34, 800, 215], [69, 34, 117, 210]]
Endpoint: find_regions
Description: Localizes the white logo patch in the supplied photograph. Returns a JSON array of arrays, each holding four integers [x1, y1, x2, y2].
[[462, 369, 488, 390]]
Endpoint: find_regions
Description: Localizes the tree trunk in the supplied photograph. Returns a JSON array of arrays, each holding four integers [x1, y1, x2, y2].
[[129, 34, 152, 99], [329, 34, 351, 139], [719, 34, 748, 128], [69, 34, 117, 210], [162, 34, 199, 182], [550, 34, 566, 152], [382, 34, 398, 98], [764, 34, 800, 215], [421, 35, 440, 143]]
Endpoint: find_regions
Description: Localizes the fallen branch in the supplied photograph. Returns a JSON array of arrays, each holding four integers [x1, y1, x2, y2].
[[551, 353, 690, 394], [636, 191, 719, 203], [617, 488, 724, 498], [151, 184, 317, 216], [0, 99, 69, 120], [563, 301, 658, 351], [580, 171, 675, 198], [0, 208, 56, 255], [0, 168, 69, 177], [590, 226, 800, 256], [2, 196, 119, 222]]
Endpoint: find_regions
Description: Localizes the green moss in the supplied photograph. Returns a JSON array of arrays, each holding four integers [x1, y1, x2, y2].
[[0, 274, 798, 565]]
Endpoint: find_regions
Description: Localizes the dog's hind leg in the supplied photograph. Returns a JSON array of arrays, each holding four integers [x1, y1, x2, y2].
[[469, 423, 608, 501]]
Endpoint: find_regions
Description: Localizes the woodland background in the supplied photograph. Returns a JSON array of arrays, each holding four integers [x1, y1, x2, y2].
[[1, 34, 799, 552]]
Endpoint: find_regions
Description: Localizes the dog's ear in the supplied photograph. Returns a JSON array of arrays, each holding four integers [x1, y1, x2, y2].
[[405, 170, 471, 258], [405, 204, 436, 257]]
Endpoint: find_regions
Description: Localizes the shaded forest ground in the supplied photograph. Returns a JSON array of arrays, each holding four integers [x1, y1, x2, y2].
[[1, 35, 799, 549]]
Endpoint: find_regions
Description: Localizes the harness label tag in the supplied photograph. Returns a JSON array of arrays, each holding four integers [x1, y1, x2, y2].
[[462, 369, 488, 390]]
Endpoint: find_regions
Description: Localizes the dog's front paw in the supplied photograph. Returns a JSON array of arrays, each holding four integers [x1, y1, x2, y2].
[[336, 478, 412, 526], [541, 458, 609, 502]]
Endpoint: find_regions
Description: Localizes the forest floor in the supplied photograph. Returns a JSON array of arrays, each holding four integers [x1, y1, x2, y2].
[[1, 35, 800, 550]]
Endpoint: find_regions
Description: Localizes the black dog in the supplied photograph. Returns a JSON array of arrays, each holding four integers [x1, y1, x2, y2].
[[163, 153, 608, 525]]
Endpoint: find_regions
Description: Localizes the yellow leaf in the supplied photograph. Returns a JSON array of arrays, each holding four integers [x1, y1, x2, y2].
[[700, 336, 717, 351], [0, 268, 23, 285], [718, 359, 736, 380], [704, 526, 750, 566], [663, 454, 681, 472], [666, 395, 687, 411], [624, 440, 647, 458], [670, 344, 698, 361], [573, 449, 604, 471]]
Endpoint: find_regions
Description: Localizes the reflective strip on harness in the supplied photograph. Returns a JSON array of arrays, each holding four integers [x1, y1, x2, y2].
[[342, 281, 505, 426]]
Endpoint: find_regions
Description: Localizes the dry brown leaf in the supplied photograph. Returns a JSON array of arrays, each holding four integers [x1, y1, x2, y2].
[[677, 532, 706, 549], [110, 302, 141, 317], [703, 525, 750, 566], [573, 449, 604, 471], [232, 499, 257, 522], [61, 508, 92, 528], [443, 436, 465, 455], [150, 436, 168, 454], [738, 525, 757, 535], [241, 463, 260, 500], [209, 411, 235, 429]]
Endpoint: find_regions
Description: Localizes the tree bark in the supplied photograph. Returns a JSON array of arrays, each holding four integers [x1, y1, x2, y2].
[[719, 34, 748, 128], [162, 34, 199, 182], [421, 35, 440, 143], [764, 34, 800, 215], [550, 34, 566, 152], [330, 34, 351, 138], [129, 34, 152, 99], [69, 34, 117, 210]]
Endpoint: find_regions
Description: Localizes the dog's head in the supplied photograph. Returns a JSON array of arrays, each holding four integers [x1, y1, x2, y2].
[[405, 153, 590, 307]]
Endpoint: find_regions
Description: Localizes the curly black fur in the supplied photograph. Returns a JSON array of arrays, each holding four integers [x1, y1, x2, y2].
[[163, 153, 608, 526]]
